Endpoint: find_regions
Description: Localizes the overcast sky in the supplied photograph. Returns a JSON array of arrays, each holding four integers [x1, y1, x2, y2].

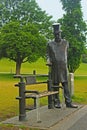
[[36, 0, 87, 21]]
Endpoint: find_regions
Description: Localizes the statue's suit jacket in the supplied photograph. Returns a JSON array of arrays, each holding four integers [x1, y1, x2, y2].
[[47, 39, 69, 84]]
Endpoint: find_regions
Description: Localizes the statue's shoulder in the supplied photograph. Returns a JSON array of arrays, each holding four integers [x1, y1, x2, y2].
[[61, 39, 69, 47], [47, 40, 54, 46], [62, 39, 67, 43]]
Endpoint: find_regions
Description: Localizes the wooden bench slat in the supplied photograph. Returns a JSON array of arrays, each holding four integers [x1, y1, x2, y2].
[[25, 91, 58, 98]]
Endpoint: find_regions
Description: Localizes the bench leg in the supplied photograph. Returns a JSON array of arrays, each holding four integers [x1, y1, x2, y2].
[[36, 96, 41, 123], [34, 98, 36, 109], [47, 80, 54, 109], [48, 95, 54, 109]]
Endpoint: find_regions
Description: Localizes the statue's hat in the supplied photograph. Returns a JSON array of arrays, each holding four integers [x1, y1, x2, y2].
[[52, 23, 61, 33]]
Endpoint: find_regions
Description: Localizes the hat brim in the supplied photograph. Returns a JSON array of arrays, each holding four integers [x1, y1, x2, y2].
[[54, 30, 62, 33]]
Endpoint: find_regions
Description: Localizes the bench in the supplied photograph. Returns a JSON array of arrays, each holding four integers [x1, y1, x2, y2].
[[14, 75, 59, 122]]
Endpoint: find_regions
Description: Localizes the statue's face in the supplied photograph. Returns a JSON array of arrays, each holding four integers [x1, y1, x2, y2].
[[54, 31, 61, 42]]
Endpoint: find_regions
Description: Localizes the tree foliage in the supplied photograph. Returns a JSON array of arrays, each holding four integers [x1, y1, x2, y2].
[[0, 0, 53, 74], [0, 21, 47, 74], [59, 0, 87, 73], [0, 0, 53, 39]]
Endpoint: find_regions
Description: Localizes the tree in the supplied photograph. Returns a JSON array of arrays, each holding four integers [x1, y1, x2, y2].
[[58, 0, 87, 73], [0, 21, 47, 74], [0, 0, 53, 39], [0, 0, 53, 74]]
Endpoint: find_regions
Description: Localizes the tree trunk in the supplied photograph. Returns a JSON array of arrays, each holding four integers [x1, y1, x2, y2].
[[16, 60, 22, 75]]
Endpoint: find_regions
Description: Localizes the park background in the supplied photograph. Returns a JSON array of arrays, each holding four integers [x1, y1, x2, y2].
[[0, 0, 87, 129]]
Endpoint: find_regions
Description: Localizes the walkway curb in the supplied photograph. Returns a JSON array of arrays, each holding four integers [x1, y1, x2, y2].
[[1, 105, 86, 130]]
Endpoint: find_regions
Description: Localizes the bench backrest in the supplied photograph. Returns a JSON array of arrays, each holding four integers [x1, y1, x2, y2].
[[25, 76, 36, 85]]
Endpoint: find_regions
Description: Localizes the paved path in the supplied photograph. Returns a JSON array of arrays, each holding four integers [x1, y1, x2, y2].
[[1, 105, 87, 130], [48, 105, 87, 130]]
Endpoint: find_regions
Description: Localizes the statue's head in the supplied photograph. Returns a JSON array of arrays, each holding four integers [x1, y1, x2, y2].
[[52, 23, 62, 42]]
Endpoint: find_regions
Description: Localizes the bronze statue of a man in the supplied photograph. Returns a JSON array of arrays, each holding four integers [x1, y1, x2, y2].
[[47, 23, 78, 108]]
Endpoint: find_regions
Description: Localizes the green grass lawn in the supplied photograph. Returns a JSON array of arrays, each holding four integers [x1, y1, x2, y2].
[[0, 58, 48, 74], [75, 63, 87, 75], [0, 58, 87, 75], [0, 58, 87, 122]]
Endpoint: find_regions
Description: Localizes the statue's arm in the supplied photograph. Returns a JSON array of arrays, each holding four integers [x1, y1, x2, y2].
[[46, 43, 52, 65]]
